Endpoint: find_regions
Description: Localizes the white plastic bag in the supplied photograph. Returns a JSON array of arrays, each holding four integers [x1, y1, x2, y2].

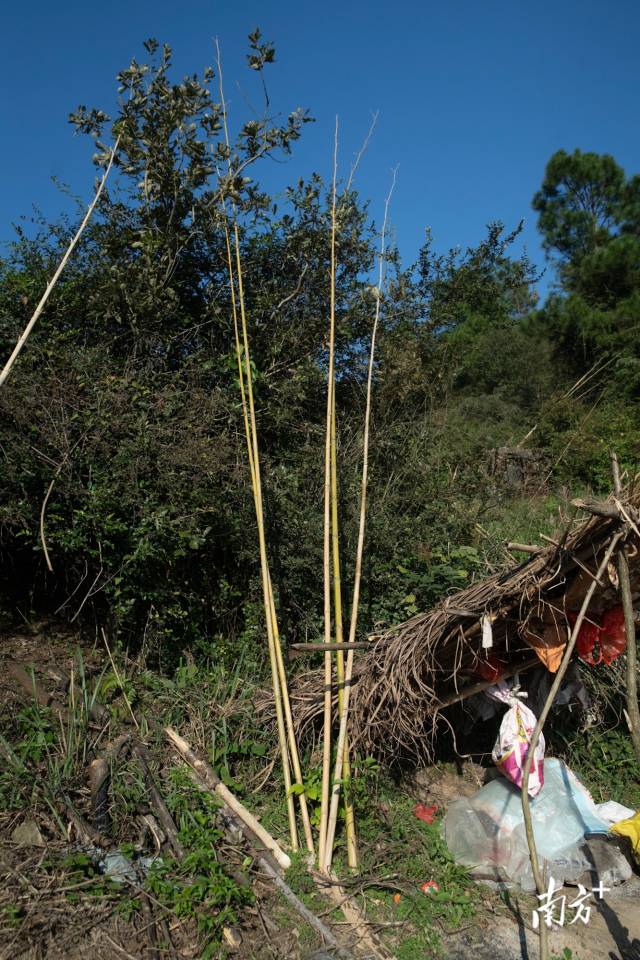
[[596, 800, 635, 826]]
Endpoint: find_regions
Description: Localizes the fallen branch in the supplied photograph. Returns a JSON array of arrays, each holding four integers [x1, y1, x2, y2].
[[165, 726, 291, 871], [434, 656, 541, 710], [289, 641, 374, 657], [317, 871, 396, 960], [260, 858, 351, 958], [166, 726, 352, 955], [139, 889, 159, 960], [570, 497, 622, 520], [132, 742, 184, 858], [62, 794, 111, 847], [507, 542, 541, 554]]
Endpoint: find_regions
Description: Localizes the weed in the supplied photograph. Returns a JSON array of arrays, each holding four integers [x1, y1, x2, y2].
[[2, 904, 24, 927], [343, 781, 476, 958], [146, 768, 253, 955]]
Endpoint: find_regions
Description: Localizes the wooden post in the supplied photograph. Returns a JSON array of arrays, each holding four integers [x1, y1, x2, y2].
[[610, 453, 640, 764]]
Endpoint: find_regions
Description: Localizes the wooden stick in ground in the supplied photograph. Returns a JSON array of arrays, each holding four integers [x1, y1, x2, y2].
[[610, 452, 640, 764], [88, 757, 111, 836], [165, 727, 291, 872], [318, 117, 340, 872], [520, 528, 623, 960], [0, 138, 119, 389], [132, 742, 184, 859], [323, 169, 397, 872]]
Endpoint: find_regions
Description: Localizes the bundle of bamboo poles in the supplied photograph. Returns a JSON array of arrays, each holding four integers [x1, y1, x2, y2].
[[216, 44, 395, 872], [215, 45, 314, 855]]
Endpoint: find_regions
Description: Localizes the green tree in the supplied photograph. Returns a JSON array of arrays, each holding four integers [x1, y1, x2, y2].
[[533, 149, 640, 396], [534, 150, 638, 260]]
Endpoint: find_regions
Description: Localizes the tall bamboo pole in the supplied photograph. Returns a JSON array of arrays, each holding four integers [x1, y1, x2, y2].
[[0, 138, 120, 389], [215, 42, 313, 853], [318, 118, 340, 871], [268, 570, 316, 852], [323, 170, 397, 871], [221, 221, 298, 849], [330, 389, 358, 868]]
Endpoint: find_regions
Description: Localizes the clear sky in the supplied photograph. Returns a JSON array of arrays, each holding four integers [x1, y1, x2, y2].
[[2, 0, 639, 301]]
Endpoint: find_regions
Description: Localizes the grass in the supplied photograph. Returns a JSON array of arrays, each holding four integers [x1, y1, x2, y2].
[[3, 629, 632, 959], [273, 768, 478, 959], [0, 649, 262, 958]]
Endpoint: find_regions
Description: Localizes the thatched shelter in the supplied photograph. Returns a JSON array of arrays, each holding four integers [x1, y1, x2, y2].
[[288, 487, 640, 764]]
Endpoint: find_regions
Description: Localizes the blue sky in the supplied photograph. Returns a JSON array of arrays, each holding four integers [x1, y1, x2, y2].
[[2, 0, 639, 301]]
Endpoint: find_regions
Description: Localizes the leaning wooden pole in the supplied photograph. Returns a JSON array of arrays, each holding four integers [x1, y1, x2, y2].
[[610, 452, 640, 764], [0, 138, 120, 389], [323, 169, 397, 872], [166, 727, 292, 870], [521, 528, 624, 960]]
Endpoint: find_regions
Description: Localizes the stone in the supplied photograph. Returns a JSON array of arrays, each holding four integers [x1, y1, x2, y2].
[[11, 820, 45, 847], [575, 835, 633, 888]]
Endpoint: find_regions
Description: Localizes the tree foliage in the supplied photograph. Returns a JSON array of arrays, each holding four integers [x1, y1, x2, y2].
[[0, 39, 638, 664]]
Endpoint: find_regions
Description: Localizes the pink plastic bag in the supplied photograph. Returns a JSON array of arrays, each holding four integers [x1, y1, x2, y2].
[[491, 695, 545, 797]]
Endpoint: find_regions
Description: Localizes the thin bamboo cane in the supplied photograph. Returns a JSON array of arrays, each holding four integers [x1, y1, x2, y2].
[[0, 137, 120, 389], [215, 41, 314, 852], [520, 528, 624, 960], [331, 391, 358, 868], [221, 221, 298, 850], [318, 118, 340, 871], [323, 170, 397, 872], [233, 229, 317, 850]]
